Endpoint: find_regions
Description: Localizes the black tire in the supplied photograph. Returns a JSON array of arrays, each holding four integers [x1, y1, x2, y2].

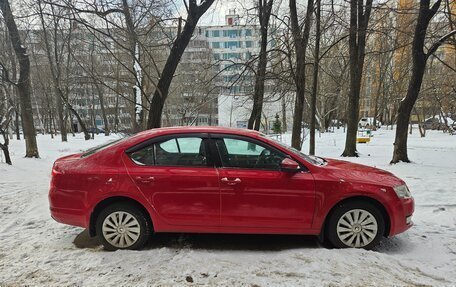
[[96, 202, 152, 251], [325, 200, 385, 250]]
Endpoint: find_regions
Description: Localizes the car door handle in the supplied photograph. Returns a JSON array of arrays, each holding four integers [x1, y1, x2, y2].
[[221, 177, 241, 185], [135, 176, 155, 184]]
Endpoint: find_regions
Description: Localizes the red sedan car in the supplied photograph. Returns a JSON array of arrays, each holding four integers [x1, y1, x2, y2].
[[49, 127, 414, 250]]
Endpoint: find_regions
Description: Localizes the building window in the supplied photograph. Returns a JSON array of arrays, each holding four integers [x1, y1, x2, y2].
[[245, 29, 252, 36], [212, 30, 220, 37], [230, 85, 241, 93], [212, 42, 221, 48], [224, 41, 240, 49], [223, 30, 239, 38], [223, 53, 241, 60], [214, 53, 220, 60], [245, 41, 253, 48]]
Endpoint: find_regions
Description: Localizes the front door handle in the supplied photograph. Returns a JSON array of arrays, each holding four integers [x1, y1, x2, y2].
[[135, 176, 155, 184], [221, 177, 241, 185]]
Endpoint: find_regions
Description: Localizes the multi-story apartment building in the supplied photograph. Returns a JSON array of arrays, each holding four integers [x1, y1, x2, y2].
[[198, 10, 284, 130]]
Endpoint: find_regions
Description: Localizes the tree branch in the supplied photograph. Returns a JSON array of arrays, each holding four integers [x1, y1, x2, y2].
[[426, 30, 456, 60]]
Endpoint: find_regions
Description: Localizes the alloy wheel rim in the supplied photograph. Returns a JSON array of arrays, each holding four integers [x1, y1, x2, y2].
[[336, 209, 378, 248], [102, 211, 140, 248]]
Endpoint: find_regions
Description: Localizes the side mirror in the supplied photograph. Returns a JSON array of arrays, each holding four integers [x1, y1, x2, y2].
[[280, 158, 301, 172]]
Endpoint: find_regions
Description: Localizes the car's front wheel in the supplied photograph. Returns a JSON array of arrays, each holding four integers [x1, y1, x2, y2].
[[326, 201, 385, 249], [96, 203, 151, 251]]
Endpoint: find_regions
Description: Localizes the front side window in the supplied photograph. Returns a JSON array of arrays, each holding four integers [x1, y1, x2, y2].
[[215, 138, 285, 170], [129, 137, 208, 167], [265, 135, 325, 166]]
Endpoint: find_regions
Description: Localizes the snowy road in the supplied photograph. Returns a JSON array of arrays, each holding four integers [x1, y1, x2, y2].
[[0, 129, 455, 286]]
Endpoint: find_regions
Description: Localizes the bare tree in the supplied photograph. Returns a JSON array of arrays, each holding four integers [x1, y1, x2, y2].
[[391, 0, 456, 163], [247, 0, 274, 131], [289, 0, 314, 149], [0, 0, 39, 158], [309, 0, 321, 155], [341, 0, 373, 157], [0, 84, 12, 164], [146, 0, 216, 128]]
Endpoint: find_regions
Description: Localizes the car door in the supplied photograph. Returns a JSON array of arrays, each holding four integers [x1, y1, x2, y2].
[[211, 134, 316, 230], [123, 134, 220, 227]]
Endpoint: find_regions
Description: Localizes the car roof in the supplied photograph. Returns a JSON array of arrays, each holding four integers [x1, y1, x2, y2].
[[116, 126, 264, 149], [136, 126, 262, 137]]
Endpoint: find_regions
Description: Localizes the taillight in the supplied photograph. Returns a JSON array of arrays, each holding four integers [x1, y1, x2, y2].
[[50, 162, 62, 189], [52, 162, 63, 175]]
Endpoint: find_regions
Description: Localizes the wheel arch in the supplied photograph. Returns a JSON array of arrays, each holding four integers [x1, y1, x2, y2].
[[89, 196, 153, 237], [321, 196, 391, 238]]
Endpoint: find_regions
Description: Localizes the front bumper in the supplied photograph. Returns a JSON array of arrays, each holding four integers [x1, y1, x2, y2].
[[389, 197, 414, 236]]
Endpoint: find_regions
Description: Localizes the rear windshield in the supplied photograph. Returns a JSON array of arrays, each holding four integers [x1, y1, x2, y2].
[[81, 137, 128, 158]]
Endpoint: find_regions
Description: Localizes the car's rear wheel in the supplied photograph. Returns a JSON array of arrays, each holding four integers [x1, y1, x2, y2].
[[96, 203, 151, 251], [326, 201, 385, 249]]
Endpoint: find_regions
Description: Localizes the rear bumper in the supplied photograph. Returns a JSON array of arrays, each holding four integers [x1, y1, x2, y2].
[[50, 206, 88, 228], [388, 197, 414, 236], [49, 187, 89, 228]]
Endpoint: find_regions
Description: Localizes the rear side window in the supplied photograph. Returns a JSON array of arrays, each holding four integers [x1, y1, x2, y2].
[[81, 137, 127, 158], [129, 137, 208, 167]]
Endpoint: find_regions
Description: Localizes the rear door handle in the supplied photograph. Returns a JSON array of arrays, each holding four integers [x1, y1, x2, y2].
[[135, 176, 155, 184], [221, 177, 241, 185]]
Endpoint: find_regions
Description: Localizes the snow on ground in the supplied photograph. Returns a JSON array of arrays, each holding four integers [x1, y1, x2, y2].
[[0, 128, 455, 286]]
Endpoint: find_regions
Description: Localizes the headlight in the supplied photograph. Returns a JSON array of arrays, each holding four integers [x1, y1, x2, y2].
[[393, 184, 412, 199]]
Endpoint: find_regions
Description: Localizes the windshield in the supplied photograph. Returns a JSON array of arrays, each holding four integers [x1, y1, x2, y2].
[[81, 137, 128, 158], [264, 135, 326, 166]]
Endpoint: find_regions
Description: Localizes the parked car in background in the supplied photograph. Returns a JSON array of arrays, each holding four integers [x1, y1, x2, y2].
[[358, 117, 381, 129], [49, 127, 414, 250], [423, 116, 455, 130], [88, 127, 105, 134]]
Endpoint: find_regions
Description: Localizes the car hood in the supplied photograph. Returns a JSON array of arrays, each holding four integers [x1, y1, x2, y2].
[[322, 158, 403, 186]]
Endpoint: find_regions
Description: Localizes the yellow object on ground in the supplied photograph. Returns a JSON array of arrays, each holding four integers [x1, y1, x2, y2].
[[357, 137, 371, 143], [357, 129, 372, 143]]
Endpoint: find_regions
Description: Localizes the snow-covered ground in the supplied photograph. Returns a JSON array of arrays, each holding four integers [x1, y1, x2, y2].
[[0, 128, 455, 286]]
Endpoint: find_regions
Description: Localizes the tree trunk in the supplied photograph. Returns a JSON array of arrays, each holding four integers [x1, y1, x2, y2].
[[248, 0, 273, 131], [342, 0, 373, 157], [147, 0, 215, 129], [0, 134, 12, 165], [289, 0, 314, 150], [14, 103, 19, 140], [1, 146, 12, 165], [0, 0, 39, 158], [121, 0, 142, 132], [0, 132, 12, 165], [309, 0, 320, 155], [281, 95, 287, 132], [95, 84, 110, 136], [56, 89, 66, 141]]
